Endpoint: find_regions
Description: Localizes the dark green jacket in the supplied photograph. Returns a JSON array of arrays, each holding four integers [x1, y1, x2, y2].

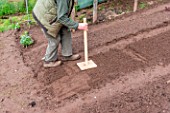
[[33, 0, 78, 37]]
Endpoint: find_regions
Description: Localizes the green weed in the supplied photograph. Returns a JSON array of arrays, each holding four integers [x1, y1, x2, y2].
[[139, 2, 147, 9], [98, 5, 105, 11], [15, 23, 20, 30], [78, 14, 86, 22]]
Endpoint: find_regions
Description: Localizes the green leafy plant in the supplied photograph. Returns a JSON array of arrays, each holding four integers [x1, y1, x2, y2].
[[20, 31, 34, 47], [78, 14, 86, 22], [0, 19, 15, 32], [15, 23, 20, 30], [75, 5, 80, 11], [139, 2, 147, 9], [98, 5, 105, 11]]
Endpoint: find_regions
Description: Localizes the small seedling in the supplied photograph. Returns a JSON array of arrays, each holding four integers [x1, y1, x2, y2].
[[20, 31, 34, 47], [75, 5, 80, 11], [98, 5, 105, 11], [15, 23, 20, 31], [139, 2, 147, 9], [78, 14, 86, 22]]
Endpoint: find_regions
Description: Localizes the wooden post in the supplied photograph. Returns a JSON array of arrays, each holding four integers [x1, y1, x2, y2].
[[133, 0, 138, 12], [71, 0, 77, 32], [72, 0, 78, 21], [71, 4, 76, 21], [93, 0, 98, 23]]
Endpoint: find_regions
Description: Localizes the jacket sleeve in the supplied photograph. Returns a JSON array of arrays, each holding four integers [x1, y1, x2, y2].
[[56, 0, 78, 30]]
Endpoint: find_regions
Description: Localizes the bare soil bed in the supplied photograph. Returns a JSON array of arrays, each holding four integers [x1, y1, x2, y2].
[[1, 1, 170, 113]]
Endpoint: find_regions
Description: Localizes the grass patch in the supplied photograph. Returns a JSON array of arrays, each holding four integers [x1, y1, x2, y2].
[[0, 14, 36, 32], [0, 0, 36, 16]]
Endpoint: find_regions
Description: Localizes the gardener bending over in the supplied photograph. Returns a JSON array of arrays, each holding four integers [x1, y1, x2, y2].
[[33, 0, 87, 68]]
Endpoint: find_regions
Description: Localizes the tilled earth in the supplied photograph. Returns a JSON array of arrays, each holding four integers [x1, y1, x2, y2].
[[1, 2, 170, 113]]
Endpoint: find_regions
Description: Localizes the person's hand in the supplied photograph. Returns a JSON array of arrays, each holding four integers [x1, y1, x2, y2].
[[78, 23, 88, 31]]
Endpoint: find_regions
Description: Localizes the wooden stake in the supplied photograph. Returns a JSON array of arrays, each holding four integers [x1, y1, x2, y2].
[[93, 0, 98, 23], [71, 1, 77, 33], [133, 0, 138, 12]]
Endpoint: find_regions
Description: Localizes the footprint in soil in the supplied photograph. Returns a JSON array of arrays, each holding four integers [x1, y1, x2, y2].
[[165, 7, 170, 11], [28, 101, 36, 107], [1, 98, 4, 102]]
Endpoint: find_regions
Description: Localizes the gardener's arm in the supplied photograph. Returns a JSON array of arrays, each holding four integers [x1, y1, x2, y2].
[[56, 0, 78, 30]]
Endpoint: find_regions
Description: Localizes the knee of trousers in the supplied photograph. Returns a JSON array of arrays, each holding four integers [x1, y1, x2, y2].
[[48, 41, 59, 48]]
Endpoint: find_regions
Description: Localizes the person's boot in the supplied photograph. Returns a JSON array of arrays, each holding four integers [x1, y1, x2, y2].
[[43, 60, 62, 68], [41, 57, 45, 61], [61, 54, 81, 61]]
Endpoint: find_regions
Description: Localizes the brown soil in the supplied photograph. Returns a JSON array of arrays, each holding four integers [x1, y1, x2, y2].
[[76, 0, 169, 23], [1, 1, 170, 113]]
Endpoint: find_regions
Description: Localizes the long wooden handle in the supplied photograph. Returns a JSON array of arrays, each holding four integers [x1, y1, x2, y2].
[[83, 18, 88, 64]]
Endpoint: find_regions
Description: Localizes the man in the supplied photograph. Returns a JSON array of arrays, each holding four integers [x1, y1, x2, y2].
[[32, 0, 88, 68]]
